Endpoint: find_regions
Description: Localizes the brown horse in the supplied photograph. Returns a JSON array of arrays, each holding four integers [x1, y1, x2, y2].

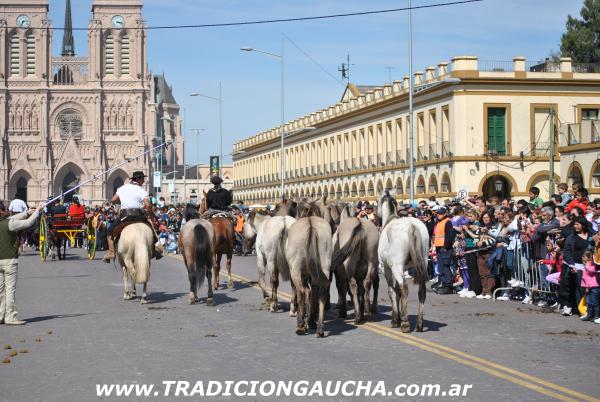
[[200, 192, 235, 290], [179, 205, 215, 305]]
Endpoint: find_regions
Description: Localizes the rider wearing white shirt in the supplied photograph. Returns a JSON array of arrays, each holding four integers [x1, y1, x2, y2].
[[8, 197, 27, 215], [103, 171, 162, 263]]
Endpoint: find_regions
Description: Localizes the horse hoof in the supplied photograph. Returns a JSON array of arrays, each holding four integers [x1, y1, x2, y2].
[[391, 321, 400, 328], [316, 331, 325, 338], [140, 299, 148, 305], [400, 323, 411, 333], [353, 318, 363, 325], [364, 313, 372, 322], [227, 281, 234, 289], [296, 327, 307, 335], [289, 311, 298, 317], [262, 297, 271, 306], [188, 296, 196, 305], [269, 303, 280, 313], [123, 294, 133, 301], [206, 298, 214, 306], [416, 324, 424, 332]]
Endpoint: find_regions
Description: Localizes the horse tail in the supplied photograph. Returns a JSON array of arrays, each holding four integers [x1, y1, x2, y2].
[[307, 219, 328, 284], [275, 223, 290, 281], [194, 223, 213, 289], [331, 221, 365, 272], [407, 222, 427, 285], [134, 227, 152, 284]]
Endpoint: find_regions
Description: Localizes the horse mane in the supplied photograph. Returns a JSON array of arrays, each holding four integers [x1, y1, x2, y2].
[[297, 200, 322, 218], [184, 204, 200, 221], [379, 191, 399, 227]]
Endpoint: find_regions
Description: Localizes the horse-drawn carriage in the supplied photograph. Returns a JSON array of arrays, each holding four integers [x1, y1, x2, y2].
[[38, 213, 97, 261]]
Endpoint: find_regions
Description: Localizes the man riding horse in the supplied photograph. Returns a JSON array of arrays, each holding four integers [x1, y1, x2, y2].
[[203, 175, 234, 221], [103, 171, 164, 263]]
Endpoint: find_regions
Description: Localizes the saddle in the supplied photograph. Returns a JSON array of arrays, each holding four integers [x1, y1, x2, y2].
[[202, 209, 236, 224], [111, 218, 153, 240], [111, 208, 158, 246]]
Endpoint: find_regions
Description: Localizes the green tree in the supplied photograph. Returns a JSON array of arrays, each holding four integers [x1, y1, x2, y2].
[[560, 0, 600, 63]]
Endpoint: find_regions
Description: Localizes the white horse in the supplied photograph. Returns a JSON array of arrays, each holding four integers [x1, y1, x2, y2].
[[377, 190, 429, 332], [117, 223, 155, 304], [257, 215, 296, 313]]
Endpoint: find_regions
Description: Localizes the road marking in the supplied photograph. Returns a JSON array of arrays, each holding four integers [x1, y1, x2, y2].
[[170, 255, 599, 402]]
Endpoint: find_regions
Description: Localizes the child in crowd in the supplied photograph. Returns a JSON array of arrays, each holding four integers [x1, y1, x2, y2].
[[580, 251, 600, 323], [453, 232, 469, 295], [557, 183, 572, 207]]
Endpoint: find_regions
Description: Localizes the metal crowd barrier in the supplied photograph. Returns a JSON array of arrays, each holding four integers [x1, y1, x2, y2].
[[492, 242, 557, 303]]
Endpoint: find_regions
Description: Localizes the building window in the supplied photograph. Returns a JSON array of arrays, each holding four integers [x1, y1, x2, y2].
[[582, 108, 599, 120], [10, 34, 20, 76], [105, 34, 114, 75], [592, 163, 600, 188], [26, 33, 35, 76], [487, 107, 507, 156], [57, 109, 83, 140], [121, 34, 130, 75], [416, 176, 426, 194]]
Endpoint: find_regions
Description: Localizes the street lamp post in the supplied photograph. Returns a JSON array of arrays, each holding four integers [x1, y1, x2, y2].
[[161, 116, 177, 203], [241, 34, 286, 199], [190, 83, 223, 176], [189, 128, 206, 197]]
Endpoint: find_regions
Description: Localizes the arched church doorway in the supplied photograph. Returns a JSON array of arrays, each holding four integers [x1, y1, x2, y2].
[[16, 177, 28, 203], [112, 177, 124, 196], [62, 172, 79, 202]]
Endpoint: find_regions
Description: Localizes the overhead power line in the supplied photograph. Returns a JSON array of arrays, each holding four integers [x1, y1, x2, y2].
[[8, 0, 483, 31]]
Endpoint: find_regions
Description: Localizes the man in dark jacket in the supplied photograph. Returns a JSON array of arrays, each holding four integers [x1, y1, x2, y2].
[[206, 176, 232, 211]]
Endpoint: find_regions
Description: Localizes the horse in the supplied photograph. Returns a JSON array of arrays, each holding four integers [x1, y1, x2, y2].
[[179, 204, 216, 305], [273, 197, 297, 217], [377, 189, 429, 332], [117, 222, 155, 304], [324, 201, 354, 233], [331, 216, 380, 324], [257, 214, 296, 313], [48, 231, 66, 261], [278, 215, 332, 337], [200, 192, 235, 290], [242, 209, 271, 256]]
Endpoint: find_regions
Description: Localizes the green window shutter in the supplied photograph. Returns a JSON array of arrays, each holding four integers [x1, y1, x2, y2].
[[487, 108, 506, 155]]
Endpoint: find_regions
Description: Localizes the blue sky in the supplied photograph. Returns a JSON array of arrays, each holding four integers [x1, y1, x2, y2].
[[51, 0, 584, 166]]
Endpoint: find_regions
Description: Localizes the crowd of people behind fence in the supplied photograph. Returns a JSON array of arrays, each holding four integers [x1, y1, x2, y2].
[[7, 181, 600, 324]]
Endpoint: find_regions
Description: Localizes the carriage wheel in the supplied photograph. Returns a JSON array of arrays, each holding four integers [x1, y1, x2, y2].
[[39, 216, 48, 262], [86, 223, 97, 260]]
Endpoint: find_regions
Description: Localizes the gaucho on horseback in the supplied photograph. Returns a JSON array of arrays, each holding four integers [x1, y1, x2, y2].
[[203, 175, 234, 220], [103, 171, 164, 263]]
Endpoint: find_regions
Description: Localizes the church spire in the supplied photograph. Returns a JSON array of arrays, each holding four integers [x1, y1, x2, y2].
[[61, 0, 75, 56]]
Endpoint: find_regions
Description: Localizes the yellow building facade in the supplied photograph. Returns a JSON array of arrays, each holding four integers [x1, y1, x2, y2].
[[233, 56, 600, 204]]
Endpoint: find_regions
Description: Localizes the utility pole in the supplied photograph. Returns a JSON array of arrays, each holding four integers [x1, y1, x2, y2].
[[549, 107, 555, 195], [408, 0, 415, 205]]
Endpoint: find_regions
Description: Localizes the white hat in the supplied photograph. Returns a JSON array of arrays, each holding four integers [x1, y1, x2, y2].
[[431, 205, 442, 212]]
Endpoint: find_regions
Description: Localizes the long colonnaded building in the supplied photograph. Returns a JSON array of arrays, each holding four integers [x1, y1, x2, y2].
[[233, 56, 600, 204]]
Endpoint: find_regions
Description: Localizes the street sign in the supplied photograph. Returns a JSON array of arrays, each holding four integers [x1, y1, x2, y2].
[[153, 171, 161, 189], [457, 187, 469, 200], [210, 156, 220, 177]]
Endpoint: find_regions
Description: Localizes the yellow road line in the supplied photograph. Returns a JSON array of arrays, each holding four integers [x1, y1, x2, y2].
[[169, 255, 599, 402]]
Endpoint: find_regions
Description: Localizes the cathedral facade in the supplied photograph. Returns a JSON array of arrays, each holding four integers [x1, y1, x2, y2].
[[0, 0, 183, 205]]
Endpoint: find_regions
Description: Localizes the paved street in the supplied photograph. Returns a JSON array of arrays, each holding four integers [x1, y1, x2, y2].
[[0, 248, 599, 402]]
